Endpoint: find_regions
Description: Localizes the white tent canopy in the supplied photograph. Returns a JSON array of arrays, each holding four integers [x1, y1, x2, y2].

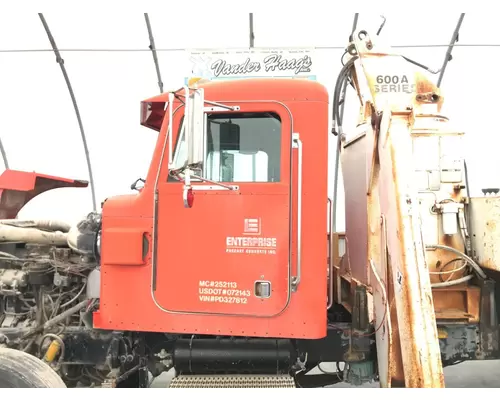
[[0, 12, 494, 229]]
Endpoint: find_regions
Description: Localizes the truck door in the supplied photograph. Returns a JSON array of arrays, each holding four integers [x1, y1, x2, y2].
[[152, 101, 295, 317]]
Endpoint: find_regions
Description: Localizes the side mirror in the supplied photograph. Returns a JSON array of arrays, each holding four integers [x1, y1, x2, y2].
[[185, 87, 205, 166], [219, 122, 240, 151]]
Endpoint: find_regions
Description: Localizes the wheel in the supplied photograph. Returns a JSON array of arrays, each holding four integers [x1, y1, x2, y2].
[[0, 347, 67, 388]]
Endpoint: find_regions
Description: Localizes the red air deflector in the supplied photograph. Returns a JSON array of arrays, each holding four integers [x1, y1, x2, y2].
[[0, 169, 88, 218]]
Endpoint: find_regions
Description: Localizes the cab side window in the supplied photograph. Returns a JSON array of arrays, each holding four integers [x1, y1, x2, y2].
[[205, 113, 281, 183], [170, 112, 282, 183]]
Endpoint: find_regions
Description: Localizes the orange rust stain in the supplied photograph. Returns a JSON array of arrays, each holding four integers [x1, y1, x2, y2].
[[414, 71, 444, 111], [486, 220, 497, 232]]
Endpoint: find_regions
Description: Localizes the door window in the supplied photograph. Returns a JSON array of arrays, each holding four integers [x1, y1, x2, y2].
[[170, 112, 282, 183]]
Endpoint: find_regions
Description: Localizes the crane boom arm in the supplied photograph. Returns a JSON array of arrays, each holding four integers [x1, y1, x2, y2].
[[339, 29, 445, 387]]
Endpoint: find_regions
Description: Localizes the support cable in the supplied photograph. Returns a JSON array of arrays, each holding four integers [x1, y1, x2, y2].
[[249, 13, 255, 48], [437, 13, 465, 88], [38, 13, 97, 212], [144, 13, 164, 93], [3, 43, 500, 53], [0, 138, 9, 169]]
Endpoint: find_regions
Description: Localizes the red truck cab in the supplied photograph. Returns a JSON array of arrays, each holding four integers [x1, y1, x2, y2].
[[95, 78, 330, 340]]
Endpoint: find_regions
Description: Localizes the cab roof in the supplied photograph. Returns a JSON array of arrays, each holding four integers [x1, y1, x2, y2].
[[143, 78, 329, 104], [140, 78, 329, 132]]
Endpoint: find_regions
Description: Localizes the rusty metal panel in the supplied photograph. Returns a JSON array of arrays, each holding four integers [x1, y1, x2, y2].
[[470, 196, 500, 271], [432, 286, 481, 322]]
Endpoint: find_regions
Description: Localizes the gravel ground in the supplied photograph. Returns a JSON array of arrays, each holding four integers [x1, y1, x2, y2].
[[150, 361, 500, 388]]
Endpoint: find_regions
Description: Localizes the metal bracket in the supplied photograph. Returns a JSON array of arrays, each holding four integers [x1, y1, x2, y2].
[[204, 106, 241, 112], [192, 185, 239, 191], [291, 133, 302, 292]]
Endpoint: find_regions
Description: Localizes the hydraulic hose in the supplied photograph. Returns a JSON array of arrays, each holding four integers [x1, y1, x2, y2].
[[426, 244, 487, 280]]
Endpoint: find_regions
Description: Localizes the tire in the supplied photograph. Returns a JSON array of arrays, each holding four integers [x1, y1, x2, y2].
[[0, 347, 67, 388]]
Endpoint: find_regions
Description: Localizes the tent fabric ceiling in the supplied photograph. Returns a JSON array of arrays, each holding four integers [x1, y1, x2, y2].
[[0, 13, 495, 225]]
